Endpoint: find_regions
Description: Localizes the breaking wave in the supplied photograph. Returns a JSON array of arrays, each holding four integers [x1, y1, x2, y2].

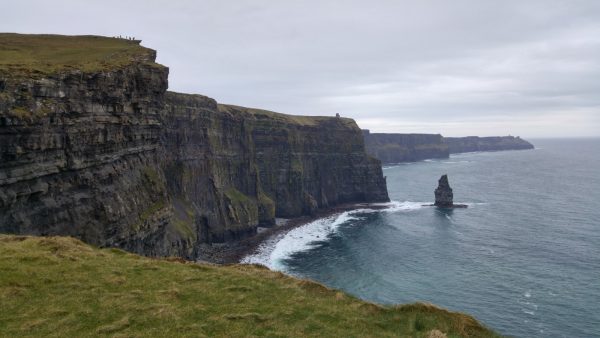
[[241, 201, 426, 271]]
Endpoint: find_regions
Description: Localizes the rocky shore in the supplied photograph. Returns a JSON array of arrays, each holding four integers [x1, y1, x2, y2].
[[197, 202, 390, 264]]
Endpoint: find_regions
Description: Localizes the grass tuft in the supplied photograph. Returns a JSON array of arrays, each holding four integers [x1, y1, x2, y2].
[[223, 312, 271, 322], [96, 316, 130, 334]]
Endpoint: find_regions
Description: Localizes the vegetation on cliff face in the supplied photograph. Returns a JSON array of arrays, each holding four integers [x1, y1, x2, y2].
[[0, 235, 499, 337], [0, 33, 161, 77]]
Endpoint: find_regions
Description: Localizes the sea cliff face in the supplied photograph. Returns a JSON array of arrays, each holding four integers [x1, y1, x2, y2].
[[363, 130, 534, 164], [161, 94, 389, 248], [0, 34, 389, 258], [444, 136, 534, 153], [0, 51, 174, 256], [362, 130, 449, 163]]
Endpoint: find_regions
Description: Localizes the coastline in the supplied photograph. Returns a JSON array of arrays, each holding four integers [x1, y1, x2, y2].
[[196, 203, 388, 264]]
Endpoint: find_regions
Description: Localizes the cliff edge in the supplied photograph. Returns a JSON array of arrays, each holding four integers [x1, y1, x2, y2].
[[0, 34, 389, 259]]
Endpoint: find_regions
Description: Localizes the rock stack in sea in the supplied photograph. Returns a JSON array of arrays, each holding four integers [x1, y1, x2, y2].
[[434, 175, 467, 208]]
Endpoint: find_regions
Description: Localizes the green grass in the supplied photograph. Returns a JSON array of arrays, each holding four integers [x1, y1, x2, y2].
[[225, 187, 253, 205], [225, 188, 259, 225], [139, 199, 167, 222], [0, 33, 160, 77], [172, 218, 196, 240], [0, 235, 500, 337], [218, 104, 357, 128]]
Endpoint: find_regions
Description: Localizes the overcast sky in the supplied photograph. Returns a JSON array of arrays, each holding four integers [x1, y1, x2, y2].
[[2, 0, 599, 137]]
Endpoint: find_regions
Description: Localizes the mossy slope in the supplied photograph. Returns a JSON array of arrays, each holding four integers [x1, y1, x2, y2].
[[0, 235, 499, 337]]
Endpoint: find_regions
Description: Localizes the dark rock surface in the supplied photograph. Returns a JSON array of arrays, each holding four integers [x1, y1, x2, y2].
[[443, 136, 534, 153], [0, 37, 389, 259], [433, 175, 466, 209], [434, 175, 454, 207], [362, 130, 449, 164]]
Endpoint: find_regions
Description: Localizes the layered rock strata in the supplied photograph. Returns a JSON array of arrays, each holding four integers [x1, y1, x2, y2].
[[443, 136, 534, 153], [362, 130, 449, 163], [363, 131, 534, 164], [0, 34, 389, 258]]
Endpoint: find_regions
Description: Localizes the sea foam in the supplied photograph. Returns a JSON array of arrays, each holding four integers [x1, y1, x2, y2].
[[241, 201, 425, 271]]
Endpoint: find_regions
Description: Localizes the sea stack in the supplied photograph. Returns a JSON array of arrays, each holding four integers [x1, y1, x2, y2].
[[434, 175, 467, 208]]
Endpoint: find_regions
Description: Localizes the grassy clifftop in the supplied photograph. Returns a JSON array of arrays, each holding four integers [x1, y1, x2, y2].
[[0, 33, 160, 77], [219, 103, 358, 128], [0, 235, 498, 337]]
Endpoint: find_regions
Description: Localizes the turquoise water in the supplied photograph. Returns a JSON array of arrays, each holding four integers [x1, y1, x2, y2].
[[244, 139, 600, 337]]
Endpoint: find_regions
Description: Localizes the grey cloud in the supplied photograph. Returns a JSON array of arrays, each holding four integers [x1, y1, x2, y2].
[[1, 0, 599, 137]]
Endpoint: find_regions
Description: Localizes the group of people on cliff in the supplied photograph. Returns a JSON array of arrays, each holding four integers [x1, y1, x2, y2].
[[113, 35, 136, 40]]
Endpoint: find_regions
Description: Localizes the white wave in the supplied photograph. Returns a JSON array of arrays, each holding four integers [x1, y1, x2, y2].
[[369, 200, 428, 213], [241, 211, 360, 271], [519, 300, 538, 310], [522, 309, 535, 316], [442, 160, 472, 164], [240, 232, 286, 267], [241, 201, 426, 271], [525, 291, 532, 298], [460, 202, 488, 207], [382, 162, 416, 170]]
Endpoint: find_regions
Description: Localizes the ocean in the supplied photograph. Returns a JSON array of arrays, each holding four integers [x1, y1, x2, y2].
[[243, 138, 600, 337]]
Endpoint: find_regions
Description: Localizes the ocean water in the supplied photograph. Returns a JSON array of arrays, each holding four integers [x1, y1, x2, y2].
[[243, 139, 600, 337]]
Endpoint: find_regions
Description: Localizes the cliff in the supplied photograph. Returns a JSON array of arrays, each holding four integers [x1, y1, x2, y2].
[[0, 34, 389, 259], [444, 136, 534, 153], [363, 130, 534, 164], [362, 130, 449, 164], [160, 93, 388, 247]]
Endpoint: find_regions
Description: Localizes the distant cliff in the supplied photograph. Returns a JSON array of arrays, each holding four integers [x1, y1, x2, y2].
[[363, 130, 534, 164], [444, 136, 534, 153], [362, 130, 449, 163], [0, 34, 389, 258]]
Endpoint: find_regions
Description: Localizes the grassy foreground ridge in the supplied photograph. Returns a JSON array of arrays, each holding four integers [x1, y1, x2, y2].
[[0, 235, 498, 337]]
